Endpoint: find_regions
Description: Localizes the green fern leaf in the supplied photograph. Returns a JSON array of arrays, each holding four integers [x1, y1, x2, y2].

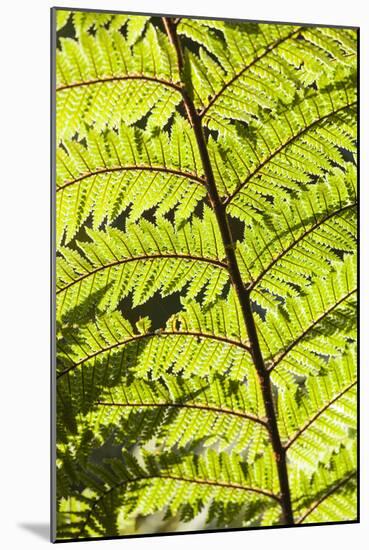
[[54, 9, 357, 540]]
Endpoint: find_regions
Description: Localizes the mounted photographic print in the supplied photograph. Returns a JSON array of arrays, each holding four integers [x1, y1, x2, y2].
[[51, 7, 358, 542]]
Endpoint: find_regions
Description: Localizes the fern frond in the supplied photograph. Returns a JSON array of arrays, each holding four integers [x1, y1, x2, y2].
[[71, 11, 131, 37], [55, 11, 357, 537], [57, 295, 255, 399], [56, 210, 230, 321], [178, 21, 356, 128], [279, 349, 356, 472], [217, 90, 356, 222], [56, 119, 206, 244], [61, 371, 267, 459], [56, 24, 181, 141], [178, 21, 300, 120], [257, 254, 356, 378], [236, 166, 356, 307], [291, 442, 357, 524], [57, 447, 280, 539]]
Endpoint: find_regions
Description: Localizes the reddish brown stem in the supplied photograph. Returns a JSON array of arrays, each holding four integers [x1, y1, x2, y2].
[[162, 16, 294, 525]]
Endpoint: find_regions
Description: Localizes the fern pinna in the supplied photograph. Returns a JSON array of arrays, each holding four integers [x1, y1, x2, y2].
[[53, 9, 357, 540]]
